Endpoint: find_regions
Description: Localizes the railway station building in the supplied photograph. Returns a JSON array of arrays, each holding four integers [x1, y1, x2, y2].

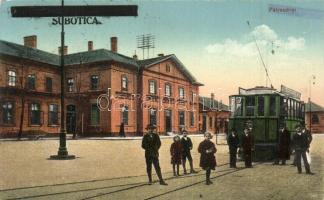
[[305, 101, 324, 133], [0, 35, 203, 137], [198, 94, 230, 134]]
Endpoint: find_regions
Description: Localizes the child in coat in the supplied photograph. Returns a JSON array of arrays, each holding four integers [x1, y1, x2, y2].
[[198, 132, 217, 185], [170, 135, 183, 176]]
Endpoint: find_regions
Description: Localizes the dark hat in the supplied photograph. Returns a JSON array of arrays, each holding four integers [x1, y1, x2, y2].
[[182, 129, 188, 134], [146, 124, 157, 130]]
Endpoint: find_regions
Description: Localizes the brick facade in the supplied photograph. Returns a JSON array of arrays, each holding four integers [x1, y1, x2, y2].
[[0, 37, 202, 137]]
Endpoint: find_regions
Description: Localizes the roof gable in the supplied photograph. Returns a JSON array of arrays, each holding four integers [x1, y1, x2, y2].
[[137, 54, 203, 85]]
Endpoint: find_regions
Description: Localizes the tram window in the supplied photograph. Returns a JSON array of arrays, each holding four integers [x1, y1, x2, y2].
[[258, 96, 264, 116], [292, 100, 296, 118], [297, 102, 302, 118], [246, 96, 255, 116], [230, 97, 235, 117], [280, 98, 288, 116], [270, 96, 276, 116], [288, 99, 291, 118], [234, 97, 243, 116]]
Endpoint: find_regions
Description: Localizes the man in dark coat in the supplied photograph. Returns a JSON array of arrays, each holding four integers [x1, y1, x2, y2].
[[302, 126, 312, 151], [293, 125, 313, 175], [198, 132, 217, 185], [181, 129, 197, 174], [242, 128, 254, 168], [119, 122, 126, 137], [141, 124, 168, 185], [227, 129, 239, 168], [170, 135, 182, 176], [274, 125, 291, 165]]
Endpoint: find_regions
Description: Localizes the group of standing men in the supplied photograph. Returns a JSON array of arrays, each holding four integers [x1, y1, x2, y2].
[[227, 123, 314, 174]]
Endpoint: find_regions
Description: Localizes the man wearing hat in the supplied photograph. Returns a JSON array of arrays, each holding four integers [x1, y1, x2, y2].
[[227, 128, 239, 168], [180, 129, 197, 174], [292, 124, 313, 175], [141, 124, 168, 185], [274, 123, 291, 165], [242, 127, 254, 168]]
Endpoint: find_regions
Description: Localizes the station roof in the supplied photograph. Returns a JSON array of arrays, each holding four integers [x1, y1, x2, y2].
[[0, 40, 137, 68], [305, 102, 324, 112], [199, 96, 229, 111]]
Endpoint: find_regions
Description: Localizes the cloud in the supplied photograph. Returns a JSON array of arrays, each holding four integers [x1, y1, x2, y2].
[[205, 24, 305, 56]]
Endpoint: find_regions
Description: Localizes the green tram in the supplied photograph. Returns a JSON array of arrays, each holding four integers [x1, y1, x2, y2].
[[228, 86, 305, 161]]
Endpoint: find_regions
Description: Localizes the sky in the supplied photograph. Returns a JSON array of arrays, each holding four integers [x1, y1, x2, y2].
[[0, 0, 324, 105]]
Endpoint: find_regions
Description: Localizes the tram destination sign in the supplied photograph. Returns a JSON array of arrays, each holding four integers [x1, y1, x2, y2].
[[280, 85, 301, 100]]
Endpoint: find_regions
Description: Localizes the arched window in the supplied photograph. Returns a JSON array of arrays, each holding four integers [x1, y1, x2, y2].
[[8, 70, 16, 86], [121, 75, 128, 91]]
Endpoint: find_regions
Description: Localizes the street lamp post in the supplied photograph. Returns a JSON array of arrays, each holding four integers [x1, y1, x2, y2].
[[11, 1, 138, 159], [308, 75, 316, 134]]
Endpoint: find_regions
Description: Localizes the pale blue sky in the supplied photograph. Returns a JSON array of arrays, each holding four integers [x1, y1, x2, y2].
[[1, 0, 324, 104]]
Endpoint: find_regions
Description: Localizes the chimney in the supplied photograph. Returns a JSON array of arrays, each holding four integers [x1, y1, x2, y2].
[[88, 41, 93, 51], [24, 35, 37, 48], [158, 53, 164, 57], [110, 37, 117, 53], [58, 46, 68, 55], [211, 93, 215, 108], [211, 93, 215, 100]]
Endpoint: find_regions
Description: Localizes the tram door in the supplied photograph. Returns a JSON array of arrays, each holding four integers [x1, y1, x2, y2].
[[165, 110, 172, 133], [66, 105, 76, 134]]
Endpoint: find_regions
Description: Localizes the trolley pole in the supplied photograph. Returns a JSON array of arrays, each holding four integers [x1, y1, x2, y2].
[[308, 75, 316, 134]]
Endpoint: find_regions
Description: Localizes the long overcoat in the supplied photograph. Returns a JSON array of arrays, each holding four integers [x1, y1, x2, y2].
[[170, 141, 183, 164], [278, 129, 291, 159], [242, 133, 253, 154], [141, 133, 161, 158], [198, 140, 217, 170], [181, 137, 193, 156]]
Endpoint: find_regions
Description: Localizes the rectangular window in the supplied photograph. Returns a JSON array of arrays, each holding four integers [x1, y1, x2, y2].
[[8, 70, 16, 86], [149, 80, 156, 95], [67, 78, 74, 92], [179, 111, 185, 126], [2, 102, 14, 124], [190, 111, 194, 126], [246, 96, 255, 116], [149, 108, 157, 126], [166, 64, 171, 72], [165, 84, 171, 97], [91, 75, 99, 90], [179, 87, 185, 99], [209, 117, 213, 128], [269, 96, 276, 116], [48, 104, 58, 125], [45, 77, 53, 92], [121, 75, 128, 91], [258, 96, 264, 116], [27, 74, 36, 90], [121, 105, 128, 125], [30, 103, 41, 125], [91, 104, 100, 125]]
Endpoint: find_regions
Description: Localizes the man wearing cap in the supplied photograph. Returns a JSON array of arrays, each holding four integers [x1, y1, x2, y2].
[[292, 125, 313, 175], [141, 124, 168, 185], [227, 128, 239, 168], [180, 129, 197, 174]]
